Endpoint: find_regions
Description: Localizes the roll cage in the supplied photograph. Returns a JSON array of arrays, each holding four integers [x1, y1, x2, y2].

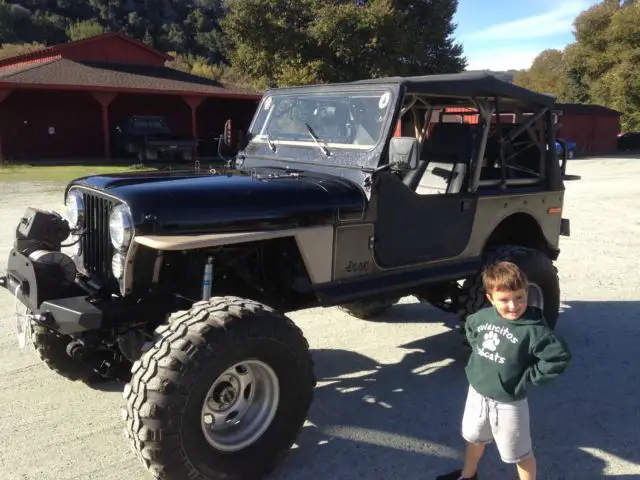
[[352, 71, 561, 193]]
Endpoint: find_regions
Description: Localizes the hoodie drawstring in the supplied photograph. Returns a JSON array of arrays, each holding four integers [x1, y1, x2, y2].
[[479, 394, 499, 427]]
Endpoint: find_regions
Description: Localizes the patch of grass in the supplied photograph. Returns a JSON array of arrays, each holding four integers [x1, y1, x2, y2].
[[0, 164, 159, 183]]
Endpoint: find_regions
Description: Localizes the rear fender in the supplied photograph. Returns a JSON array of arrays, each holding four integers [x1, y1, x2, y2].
[[484, 212, 561, 260]]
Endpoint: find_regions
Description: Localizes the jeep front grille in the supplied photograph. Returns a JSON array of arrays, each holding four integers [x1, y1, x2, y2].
[[80, 191, 116, 286]]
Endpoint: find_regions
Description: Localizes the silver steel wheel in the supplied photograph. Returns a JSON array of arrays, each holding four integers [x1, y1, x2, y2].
[[200, 359, 280, 452], [528, 282, 544, 309]]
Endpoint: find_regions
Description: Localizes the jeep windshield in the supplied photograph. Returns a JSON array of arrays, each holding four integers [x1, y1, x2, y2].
[[247, 88, 395, 157]]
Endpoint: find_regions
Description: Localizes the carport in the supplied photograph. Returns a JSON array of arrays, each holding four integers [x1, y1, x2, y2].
[[0, 32, 262, 161]]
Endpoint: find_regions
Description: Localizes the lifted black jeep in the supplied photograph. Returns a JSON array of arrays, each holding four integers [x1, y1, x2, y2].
[[0, 72, 572, 480]]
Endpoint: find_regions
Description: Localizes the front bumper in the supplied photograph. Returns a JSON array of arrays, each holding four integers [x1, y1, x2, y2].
[[0, 249, 103, 335]]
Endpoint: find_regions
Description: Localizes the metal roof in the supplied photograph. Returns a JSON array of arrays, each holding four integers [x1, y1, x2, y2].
[[0, 58, 261, 98]]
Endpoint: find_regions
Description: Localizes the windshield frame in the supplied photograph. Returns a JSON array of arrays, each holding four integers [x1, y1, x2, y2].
[[241, 83, 401, 170]]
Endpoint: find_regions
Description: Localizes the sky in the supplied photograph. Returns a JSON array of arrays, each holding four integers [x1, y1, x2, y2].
[[452, 0, 602, 71]]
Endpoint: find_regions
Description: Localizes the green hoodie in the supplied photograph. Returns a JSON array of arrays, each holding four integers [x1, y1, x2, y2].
[[465, 305, 571, 403]]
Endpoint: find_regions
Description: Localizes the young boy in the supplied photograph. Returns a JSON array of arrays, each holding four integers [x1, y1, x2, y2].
[[437, 261, 571, 480]]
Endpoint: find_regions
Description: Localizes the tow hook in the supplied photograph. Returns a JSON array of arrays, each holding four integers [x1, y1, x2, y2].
[[66, 339, 86, 360], [65, 339, 113, 376], [29, 312, 52, 326]]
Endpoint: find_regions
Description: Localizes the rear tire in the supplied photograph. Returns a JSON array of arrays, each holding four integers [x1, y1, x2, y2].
[[458, 245, 561, 330], [122, 296, 316, 480], [338, 298, 397, 320]]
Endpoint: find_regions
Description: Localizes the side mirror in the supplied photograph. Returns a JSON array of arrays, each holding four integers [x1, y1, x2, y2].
[[223, 119, 233, 147], [388, 137, 419, 171]]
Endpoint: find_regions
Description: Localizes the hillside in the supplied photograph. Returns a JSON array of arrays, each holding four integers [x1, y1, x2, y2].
[[0, 0, 228, 63]]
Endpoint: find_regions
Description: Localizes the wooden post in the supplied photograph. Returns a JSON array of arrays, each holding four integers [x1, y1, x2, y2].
[[0, 89, 12, 104], [182, 96, 205, 161], [91, 92, 118, 161], [0, 89, 13, 164], [182, 96, 205, 137]]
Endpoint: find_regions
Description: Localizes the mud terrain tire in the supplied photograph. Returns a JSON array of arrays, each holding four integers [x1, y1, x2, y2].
[[122, 296, 316, 480], [31, 322, 97, 382], [338, 298, 396, 319], [458, 245, 561, 329]]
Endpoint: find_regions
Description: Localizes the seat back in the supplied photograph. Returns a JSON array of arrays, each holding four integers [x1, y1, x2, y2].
[[416, 123, 474, 195]]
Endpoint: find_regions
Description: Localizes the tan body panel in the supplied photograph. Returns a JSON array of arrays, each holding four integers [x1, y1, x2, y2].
[[463, 191, 565, 254], [134, 226, 335, 285], [331, 190, 564, 282], [132, 191, 563, 290]]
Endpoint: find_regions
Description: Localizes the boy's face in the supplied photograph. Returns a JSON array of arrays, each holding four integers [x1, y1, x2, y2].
[[486, 288, 528, 320]]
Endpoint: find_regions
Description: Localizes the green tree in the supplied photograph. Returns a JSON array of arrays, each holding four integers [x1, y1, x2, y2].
[[0, 41, 46, 60], [565, 0, 640, 130], [512, 1, 640, 130], [307, 0, 401, 83], [562, 43, 590, 103], [0, 1, 17, 43], [392, 0, 466, 75], [512, 49, 566, 96], [66, 19, 108, 41], [222, 0, 466, 88], [221, 0, 318, 89]]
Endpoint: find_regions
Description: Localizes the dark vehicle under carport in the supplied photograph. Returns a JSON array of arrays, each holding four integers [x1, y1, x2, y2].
[[113, 115, 198, 162]]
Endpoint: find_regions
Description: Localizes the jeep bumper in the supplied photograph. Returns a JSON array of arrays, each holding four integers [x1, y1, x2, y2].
[[0, 249, 102, 335]]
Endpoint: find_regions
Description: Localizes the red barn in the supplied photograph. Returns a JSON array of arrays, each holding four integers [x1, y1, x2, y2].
[[0, 32, 262, 161], [554, 103, 621, 155], [432, 103, 621, 156]]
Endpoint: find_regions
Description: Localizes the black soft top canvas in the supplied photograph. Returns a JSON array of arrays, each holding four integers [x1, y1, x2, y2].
[[351, 71, 555, 107]]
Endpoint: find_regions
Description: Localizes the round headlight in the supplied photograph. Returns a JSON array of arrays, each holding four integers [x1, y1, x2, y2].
[[65, 190, 84, 229], [112, 252, 125, 279], [68, 234, 81, 258], [109, 204, 133, 250]]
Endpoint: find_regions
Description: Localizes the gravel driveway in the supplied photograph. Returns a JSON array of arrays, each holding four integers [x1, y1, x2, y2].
[[1, 157, 639, 479]]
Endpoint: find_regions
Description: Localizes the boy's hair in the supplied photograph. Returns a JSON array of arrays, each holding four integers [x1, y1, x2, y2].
[[482, 261, 528, 293]]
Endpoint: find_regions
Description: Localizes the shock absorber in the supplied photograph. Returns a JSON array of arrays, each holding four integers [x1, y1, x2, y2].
[[201, 256, 214, 301]]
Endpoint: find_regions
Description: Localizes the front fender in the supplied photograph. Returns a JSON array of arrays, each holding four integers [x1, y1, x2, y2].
[[133, 225, 335, 285]]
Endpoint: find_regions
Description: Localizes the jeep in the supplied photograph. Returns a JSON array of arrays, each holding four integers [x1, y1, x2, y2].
[[0, 71, 572, 480]]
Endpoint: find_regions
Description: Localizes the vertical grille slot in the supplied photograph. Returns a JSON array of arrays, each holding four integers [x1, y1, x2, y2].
[[80, 191, 115, 284]]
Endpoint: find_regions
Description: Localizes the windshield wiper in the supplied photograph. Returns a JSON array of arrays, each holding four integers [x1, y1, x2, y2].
[[304, 123, 330, 156], [266, 132, 277, 152]]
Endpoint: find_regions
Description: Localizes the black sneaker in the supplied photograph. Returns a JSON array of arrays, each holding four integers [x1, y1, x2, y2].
[[435, 470, 478, 480]]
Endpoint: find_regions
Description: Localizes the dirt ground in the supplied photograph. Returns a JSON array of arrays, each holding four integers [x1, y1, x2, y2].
[[1, 156, 639, 479]]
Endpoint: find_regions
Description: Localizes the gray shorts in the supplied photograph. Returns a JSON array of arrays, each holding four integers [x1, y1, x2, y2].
[[461, 385, 533, 464]]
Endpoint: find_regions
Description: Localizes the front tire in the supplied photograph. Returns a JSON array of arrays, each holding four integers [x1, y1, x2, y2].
[[122, 296, 316, 480], [31, 322, 96, 382], [458, 245, 561, 330]]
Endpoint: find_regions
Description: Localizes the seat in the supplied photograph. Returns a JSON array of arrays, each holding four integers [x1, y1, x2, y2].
[[415, 123, 474, 195]]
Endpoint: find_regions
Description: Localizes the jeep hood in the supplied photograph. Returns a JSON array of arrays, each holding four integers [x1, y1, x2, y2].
[[69, 168, 366, 234]]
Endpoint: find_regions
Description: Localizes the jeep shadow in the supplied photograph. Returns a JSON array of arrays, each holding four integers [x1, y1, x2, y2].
[[272, 299, 640, 480]]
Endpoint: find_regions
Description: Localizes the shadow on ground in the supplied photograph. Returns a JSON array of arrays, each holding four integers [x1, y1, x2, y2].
[[271, 300, 640, 480]]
